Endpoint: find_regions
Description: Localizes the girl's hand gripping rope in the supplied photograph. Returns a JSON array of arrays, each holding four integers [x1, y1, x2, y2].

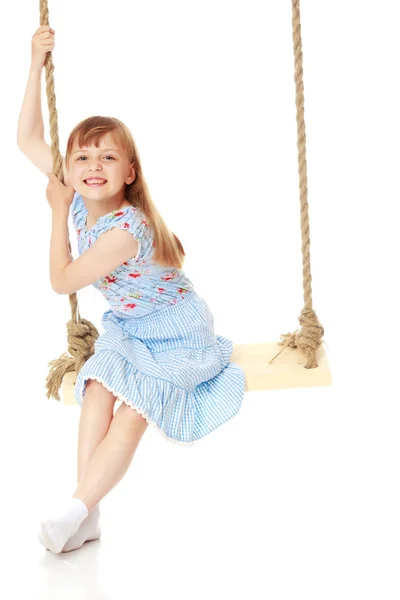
[[46, 172, 75, 211]]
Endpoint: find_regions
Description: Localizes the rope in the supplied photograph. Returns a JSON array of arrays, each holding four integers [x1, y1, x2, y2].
[[40, 0, 99, 400], [270, 0, 324, 368]]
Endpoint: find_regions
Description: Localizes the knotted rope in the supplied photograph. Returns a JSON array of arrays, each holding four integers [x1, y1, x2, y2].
[[40, 0, 99, 401], [270, 0, 324, 368]]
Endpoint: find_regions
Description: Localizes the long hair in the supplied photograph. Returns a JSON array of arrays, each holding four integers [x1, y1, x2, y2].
[[64, 116, 185, 269]]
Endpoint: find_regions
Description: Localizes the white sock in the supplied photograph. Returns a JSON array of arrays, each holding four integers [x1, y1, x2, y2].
[[39, 497, 89, 554], [39, 505, 101, 552], [63, 505, 101, 552]]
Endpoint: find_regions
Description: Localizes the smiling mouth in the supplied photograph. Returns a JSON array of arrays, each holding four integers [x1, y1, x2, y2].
[[84, 179, 107, 186]]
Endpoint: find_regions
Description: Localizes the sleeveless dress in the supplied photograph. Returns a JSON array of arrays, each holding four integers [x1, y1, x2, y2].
[[70, 192, 246, 446]]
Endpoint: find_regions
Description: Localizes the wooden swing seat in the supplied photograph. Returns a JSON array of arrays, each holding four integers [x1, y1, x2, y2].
[[231, 341, 331, 391], [60, 340, 331, 404]]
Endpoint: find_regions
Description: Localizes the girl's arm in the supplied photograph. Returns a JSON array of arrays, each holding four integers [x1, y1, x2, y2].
[[17, 27, 63, 175], [51, 225, 139, 295], [50, 206, 72, 292], [17, 67, 45, 143]]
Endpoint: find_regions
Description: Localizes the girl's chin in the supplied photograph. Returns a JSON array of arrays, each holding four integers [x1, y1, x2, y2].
[[79, 185, 110, 195], [83, 183, 108, 189]]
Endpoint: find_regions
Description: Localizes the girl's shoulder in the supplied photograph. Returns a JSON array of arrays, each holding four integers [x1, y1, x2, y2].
[[95, 204, 150, 241]]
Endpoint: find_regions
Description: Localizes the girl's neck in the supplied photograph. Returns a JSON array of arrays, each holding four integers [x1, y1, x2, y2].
[[83, 194, 130, 222]]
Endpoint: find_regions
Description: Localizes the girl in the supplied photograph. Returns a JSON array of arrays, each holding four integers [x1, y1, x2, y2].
[[18, 26, 246, 554]]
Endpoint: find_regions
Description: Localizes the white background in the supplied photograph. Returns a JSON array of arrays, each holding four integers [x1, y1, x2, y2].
[[2, 1, 399, 598]]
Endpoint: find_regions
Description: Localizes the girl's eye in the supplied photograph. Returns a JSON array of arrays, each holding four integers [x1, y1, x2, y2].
[[77, 156, 115, 161]]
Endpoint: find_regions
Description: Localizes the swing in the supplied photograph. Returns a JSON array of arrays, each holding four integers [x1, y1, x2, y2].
[[40, 0, 331, 406]]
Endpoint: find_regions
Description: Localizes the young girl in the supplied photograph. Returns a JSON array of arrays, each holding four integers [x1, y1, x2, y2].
[[18, 26, 246, 554]]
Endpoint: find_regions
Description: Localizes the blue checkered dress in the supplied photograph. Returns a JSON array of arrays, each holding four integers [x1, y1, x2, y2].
[[71, 193, 246, 446]]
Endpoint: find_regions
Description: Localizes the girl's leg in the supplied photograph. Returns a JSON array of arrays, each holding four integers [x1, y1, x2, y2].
[[72, 401, 149, 511], [40, 390, 148, 554], [77, 379, 117, 485], [39, 380, 118, 553]]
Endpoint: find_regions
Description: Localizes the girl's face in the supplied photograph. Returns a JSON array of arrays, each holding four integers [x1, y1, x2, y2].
[[66, 133, 135, 198]]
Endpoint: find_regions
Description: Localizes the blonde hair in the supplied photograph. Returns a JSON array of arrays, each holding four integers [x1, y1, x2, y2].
[[65, 116, 185, 269]]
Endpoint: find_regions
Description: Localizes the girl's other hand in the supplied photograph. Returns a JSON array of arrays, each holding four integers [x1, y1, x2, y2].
[[31, 26, 55, 71]]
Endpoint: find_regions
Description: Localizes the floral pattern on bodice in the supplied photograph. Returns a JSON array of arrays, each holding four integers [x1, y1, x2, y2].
[[71, 192, 195, 317]]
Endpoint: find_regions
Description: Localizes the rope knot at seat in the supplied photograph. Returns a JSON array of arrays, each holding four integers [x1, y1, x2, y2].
[[269, 307, 324, 368], [45, 314, 99, 401], [66, 317, 99, 364]]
